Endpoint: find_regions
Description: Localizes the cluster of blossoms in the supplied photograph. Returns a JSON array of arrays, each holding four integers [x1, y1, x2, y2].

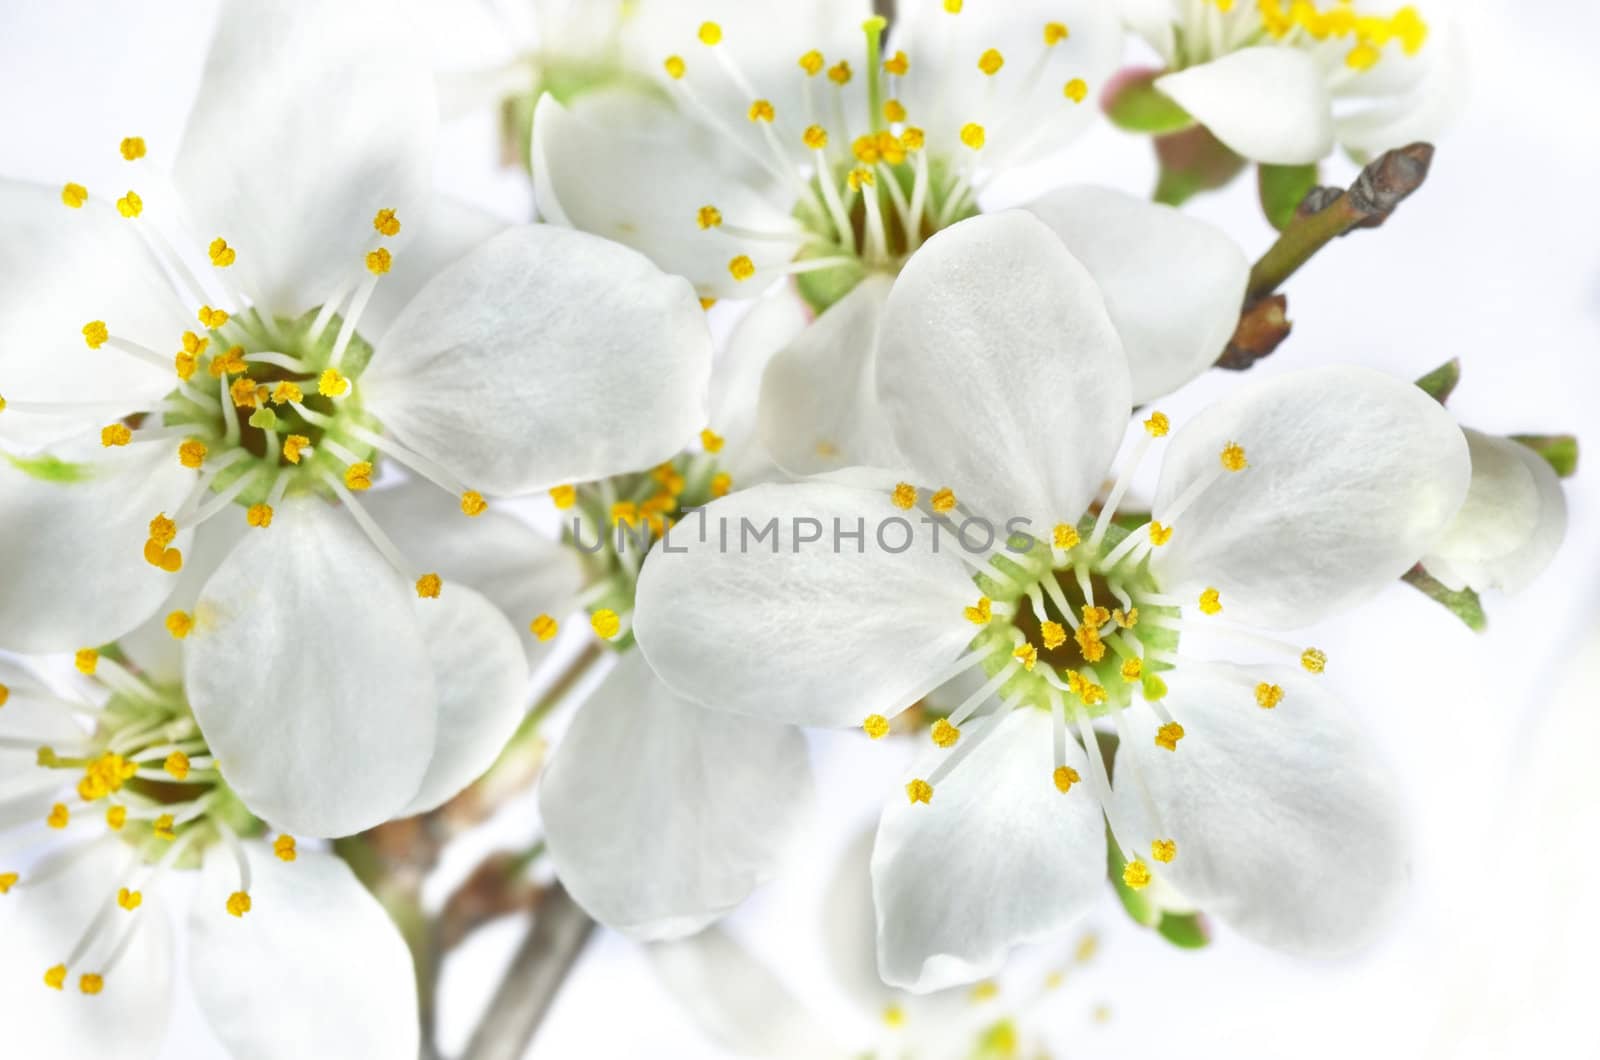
[[0, 0, 1573, 1056]]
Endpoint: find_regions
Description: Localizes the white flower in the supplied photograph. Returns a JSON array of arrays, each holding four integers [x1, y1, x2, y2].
[[1421, 429, 1567, 595], [1122, 0, 1466, 163], [0, 0, 712, 834], [0, 643, 447, 1059], [633, 212, 1473, 991]]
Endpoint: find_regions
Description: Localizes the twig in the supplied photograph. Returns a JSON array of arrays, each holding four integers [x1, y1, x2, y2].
[[460, 886, 597, 1060]]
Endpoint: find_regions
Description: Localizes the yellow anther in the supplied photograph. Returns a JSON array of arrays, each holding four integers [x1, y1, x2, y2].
[[852, 134, 881, 165], [1013, 642, 1039, 671], [1302, 647, 1328, 673], [1121, 657, 1143, 683], [1041, 621, 1067, 650], [120, 136, 147, 161], [1198, 587, 1222, 615], [664, 54, 686, 79], [0, 872, 18, 894], [931, 487, 957, 513], [149, 513, 178, 548], [1155, 722, 1185, 752], [153, 814, 176, 841], [1053, 765, 1081, 793], [274, 835, 297, 862], [1148, 522, 1174, 546], [539, 485, 575, 513], [0, 683, 7, 709], [964, 597, 992, 625], [960, 123, 986, 150], [900, 127, 926, 151], [970, 981, 999, 1002], [847, 167, 874, 190], [208, 237, 236, 267], [365, 247, 393, 275], [931, 719, 961, 748], [47, 803, 70, 829], [271, 381, 303, 406], [1077, 935, 1099, 963], [373, 208, 402, 236], [698, 428, 725, 454], [710, 472, 733, 498], [318, 367, 350, 397], [891, 482, 917, 510], [198, 305, 230, 328], [1044, 21, 1070, 45], [344, 462, 374, 491], [282, 435, 311, 465], [1051, 523, 1080, 550], [884, 50, 909, 76], [1346, 42, 1381, 70], [883, 99, 907, 123], [226, 891, 252, 918], [75, 648, 98, 675], [1144, 411, 1170, 437], [799, 50, 825, 76], [698, 21, 722, 45], [159, 548, 184, 573], [240, 503, 271, 529], [906, 778, 933, 804], [229, 376, 261, 409], [978, 49, 1005, 76], [944, 0, 963, 12], [415, 573, 442, 599], [178, 439, 208, 469], [116, 190, 143, 218], [1122, 859, 1152, 889], [1074, 624, 1106, 663], [803, 125, 829, 150], [209, 345, 247, 377], [530, 614, 560, 642], [747, 99, 775, 123], [1256, 682, 1285, 709], [828, 60, 853, 84], [461, 490, 489, 517], [1152, 839, 1177, 864], [862, 714, 890, 739], [79, 973, 105, 996], [115, 886, 143, 912], [83, 320, 110, 349], [1063, 78, 1089, 103], [728, 255, 756, 282], [591, 609, 622, 640], [1082, 604, 1110, 628], [106, 805, 127, 830], [161, 751, 190, 780], [696, 205, 724, 230], [1113, 607, 1139, 629], [1220, 442, 1248, 472], [883, 1004, 906, 1027], [62, 182, 88, 208], [100, 423, 132, 447], [611, 500, 639, 526], [165, 611, 194, 640], [44, 965, 68, 991]]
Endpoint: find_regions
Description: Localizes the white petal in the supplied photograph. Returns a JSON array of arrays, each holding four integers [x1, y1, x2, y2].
[[758, 275, 904, 476], [185, 502, 437, 837], [709, 290, 812, 487], [0, 442, 194, 653], [118, 519, 246, 687], [889, 0, 1123, 168], [0, 842, 173, 1060], [648, 928, 841, 1060], [532, 93, 800, 298], [1117, 0, 1179, 63], [365, 198, 504, 341], [1023, 185, 1248, 404], [363, 224, 713, 496], [634, 482, 978, 728], [175, 0, 437, 314], [0, 664, 86, 820], [189, 845, 419, 1060], [876, 212, 1131, 531], [1422, 431, 1567, 595], [1156, 48, 1334, 165], [357, 484, 584, 666], [873, 708, 1106, 992], [402, 583, 529, 816], [1336, 18, 1468, 158], [0, 180, 179, 450], [1152, 366, 1470, 629], [540, 652, 812, 940], [1109, 667, 1407, 955]]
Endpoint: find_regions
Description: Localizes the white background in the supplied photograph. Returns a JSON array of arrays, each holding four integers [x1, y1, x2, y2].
[[2, 0, 1597, 1056]]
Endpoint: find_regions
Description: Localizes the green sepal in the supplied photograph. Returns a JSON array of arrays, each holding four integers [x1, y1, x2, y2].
[[1153, 125, 1247, 206], [1155, 911, 1212, 949], [1104, 69, 1193, 135], [1512, 433, 1579, 479], [1402, 565, 1486, 632], [4, 452, 93, 484], [1258, 162, 1320, 231], [1413, 358, 1461, 404]]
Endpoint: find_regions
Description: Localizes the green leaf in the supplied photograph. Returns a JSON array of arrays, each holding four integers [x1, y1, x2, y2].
[[1104, 70, 1193, 135], [1511, 433, 1579, 479], [1402, 566, 1486, 632], [1258, 163, 1320, 231], [1156, 912, 1211, 949], [1413, 358, 1461, 404]]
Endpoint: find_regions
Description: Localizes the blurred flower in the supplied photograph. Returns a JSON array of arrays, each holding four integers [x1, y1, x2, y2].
[[1118, 0, 1465, 164], [0, 0, 712, 832], [635, 212, 1473, 990]]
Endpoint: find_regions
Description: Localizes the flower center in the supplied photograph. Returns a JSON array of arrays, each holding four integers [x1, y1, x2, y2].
[[1179, 0, 1430, 72]]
